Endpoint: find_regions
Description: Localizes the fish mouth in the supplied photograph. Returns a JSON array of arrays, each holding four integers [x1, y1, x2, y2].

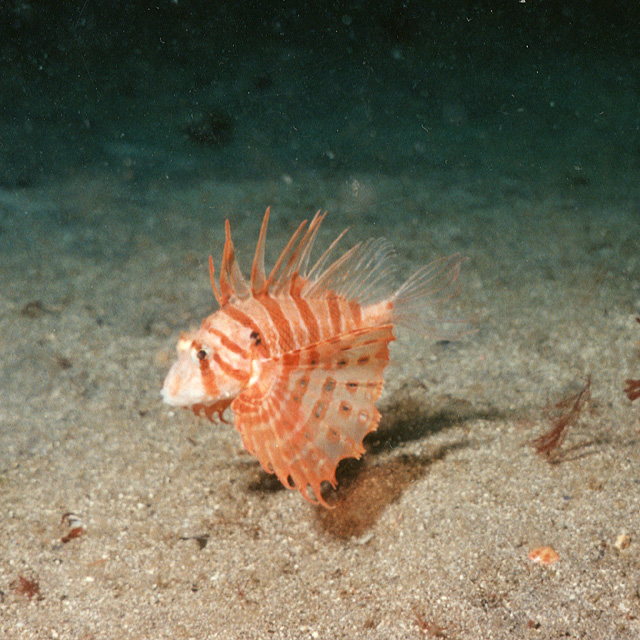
[[161, 385, 231, 422], [160, 384, 182, 406], [161, 361, 207, 408], [161, 364, 233, 421]]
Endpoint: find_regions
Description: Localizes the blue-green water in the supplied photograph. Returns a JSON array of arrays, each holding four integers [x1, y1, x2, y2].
[[1, 1, 638, 197]]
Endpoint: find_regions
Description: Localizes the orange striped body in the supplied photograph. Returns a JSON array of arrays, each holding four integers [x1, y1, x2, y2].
[[162, 208, 463, 506], [212, 294, 390, 359]]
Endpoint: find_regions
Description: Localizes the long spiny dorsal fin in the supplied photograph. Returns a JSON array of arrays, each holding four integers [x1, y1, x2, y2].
[[219, 219, 250, 304], [251, 207, 270, 296], [213, 208, 397, 306], [272, 210, 326, 295]]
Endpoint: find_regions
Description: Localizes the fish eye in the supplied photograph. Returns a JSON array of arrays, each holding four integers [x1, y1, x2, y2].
[[191, 345, 210, 363]]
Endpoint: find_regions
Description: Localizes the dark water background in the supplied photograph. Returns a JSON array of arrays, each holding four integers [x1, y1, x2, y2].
[[1, 0, 638, 202]]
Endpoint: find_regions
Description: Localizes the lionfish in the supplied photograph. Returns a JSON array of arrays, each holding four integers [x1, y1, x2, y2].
[[162, 208, 464, 507]]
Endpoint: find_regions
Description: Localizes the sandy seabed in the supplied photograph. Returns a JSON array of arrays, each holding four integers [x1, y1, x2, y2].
[[1, 172, 639, 639]]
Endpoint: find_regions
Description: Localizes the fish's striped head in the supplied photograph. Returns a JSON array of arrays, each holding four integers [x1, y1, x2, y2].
[[161, 313, 253, 420]]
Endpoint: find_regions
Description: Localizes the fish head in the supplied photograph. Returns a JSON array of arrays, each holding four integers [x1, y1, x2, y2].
[[161, 320, 251, 420]]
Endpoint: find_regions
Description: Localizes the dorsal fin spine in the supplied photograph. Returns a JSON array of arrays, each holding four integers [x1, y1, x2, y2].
[[218, 220, 234, 302], [302, 227, 350, 290], [265, 219, 308, 290], [219, 219, 250, 303], [209, 255, 223, 307], [251, 207, 270, 295], [272, 210, 326, 295]]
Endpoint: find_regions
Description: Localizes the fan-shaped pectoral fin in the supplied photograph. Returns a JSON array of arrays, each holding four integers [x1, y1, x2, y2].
[[231, 325, 394, 507]]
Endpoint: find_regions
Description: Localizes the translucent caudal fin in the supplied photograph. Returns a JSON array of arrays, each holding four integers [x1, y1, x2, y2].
[[392, 253, 470, 340]]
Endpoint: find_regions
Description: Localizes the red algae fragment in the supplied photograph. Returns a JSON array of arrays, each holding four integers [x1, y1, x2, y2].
[[625, 317, 640, 401], [532, 376, 591, 459], [625, 379, 640, 401], [12, 575, 40, 599]]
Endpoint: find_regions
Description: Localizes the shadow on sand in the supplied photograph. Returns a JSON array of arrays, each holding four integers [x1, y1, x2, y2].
[[314, 385, 502, 538], [247, 381, 502, 538]]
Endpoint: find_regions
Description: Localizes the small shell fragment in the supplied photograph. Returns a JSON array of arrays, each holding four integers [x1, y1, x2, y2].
[[60, 512, 85, 544], [614, 534, 631, 551], [528, 545, 560, 565]]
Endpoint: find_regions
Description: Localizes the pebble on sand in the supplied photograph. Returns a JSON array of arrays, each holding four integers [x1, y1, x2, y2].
[[528, 546, 560, 565]]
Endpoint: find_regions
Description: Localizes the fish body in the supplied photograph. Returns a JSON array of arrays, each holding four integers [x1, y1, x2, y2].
[[162, 208, 463, 506]]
